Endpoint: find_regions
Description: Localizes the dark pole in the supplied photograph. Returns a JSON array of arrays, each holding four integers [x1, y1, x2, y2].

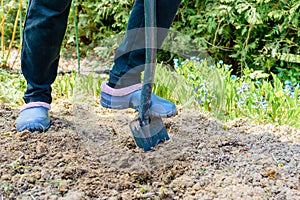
[[139, 0, 157, 127]]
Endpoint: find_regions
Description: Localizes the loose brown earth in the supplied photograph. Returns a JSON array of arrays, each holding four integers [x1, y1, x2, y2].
[[1, 52, 300, 199], [0, 96, 299, 200]]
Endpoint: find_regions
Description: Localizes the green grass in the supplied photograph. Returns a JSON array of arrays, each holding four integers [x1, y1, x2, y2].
[[153, 63, 194, 107], [0, 69, 25, 107], [0, 69, 103, 106], [173, 58, 300, 128], [0, 62, 299, 129]]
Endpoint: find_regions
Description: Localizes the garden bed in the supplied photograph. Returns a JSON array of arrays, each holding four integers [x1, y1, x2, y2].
[[0, 100, 299, 199]]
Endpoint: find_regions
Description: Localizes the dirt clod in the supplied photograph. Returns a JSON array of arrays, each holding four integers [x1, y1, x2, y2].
[[266, 168, 278, 179], [58, 181, 69, 193], [1, 174, 11, 181], [36, 142, 48, 154]]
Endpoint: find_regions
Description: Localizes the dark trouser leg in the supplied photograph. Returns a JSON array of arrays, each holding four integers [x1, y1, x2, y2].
[[22, 0, 72, 104], [108, 0, 181, 88]]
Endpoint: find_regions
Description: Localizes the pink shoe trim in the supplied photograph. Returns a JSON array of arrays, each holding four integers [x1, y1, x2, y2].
[[20, 102, 51, 112], [101, 82, 142, 96]]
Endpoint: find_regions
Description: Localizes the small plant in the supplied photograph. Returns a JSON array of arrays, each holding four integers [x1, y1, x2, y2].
[[173, 58, 300, 128], [0, 68, 26, 106], [0, 69, 103, 106], [52, 71, 77, 100], [139, 186, 147, 194], [153, 63, 194, 107], [72, 73, 103, 100]]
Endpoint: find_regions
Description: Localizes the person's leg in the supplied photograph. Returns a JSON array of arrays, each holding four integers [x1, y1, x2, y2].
[[22, 0, 72, 104], [108, 0, 181, 88], [16, 0, 72, 132], [101, 0, 181, 117]]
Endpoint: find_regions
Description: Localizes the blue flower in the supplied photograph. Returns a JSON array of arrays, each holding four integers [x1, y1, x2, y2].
[[193, 86, 200, 93], [255, 80, 261, 85], [236, 98, 245, 106], [197, 99, 204, 105], [255, 96, 268, 109], [262, 102, 268, 109], [189, 74, 195, 80], [190, 56, 200, 61], [242, 83, 249, 90], [237, 82, 249, 95], [231, 75, 238, 80], [173, 58, 179, 67], [218, 60, 224, 65], [237, 87, 243, 95], [284, 80, 292, 86]]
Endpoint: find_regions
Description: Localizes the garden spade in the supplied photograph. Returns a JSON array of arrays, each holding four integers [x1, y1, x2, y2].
[[129, 0, 169, 151]]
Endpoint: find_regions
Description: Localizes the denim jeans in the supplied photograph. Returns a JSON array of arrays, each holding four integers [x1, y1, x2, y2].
[[22, 0, 181, 104]]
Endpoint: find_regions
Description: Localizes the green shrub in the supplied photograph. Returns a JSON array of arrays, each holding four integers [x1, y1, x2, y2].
[[64, 0, 132, 55], [173, 0, 300, 83]]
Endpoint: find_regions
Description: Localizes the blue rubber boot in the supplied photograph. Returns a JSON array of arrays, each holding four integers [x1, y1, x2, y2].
[[100, 83, 177, 118], [16, 106, 50, 132]]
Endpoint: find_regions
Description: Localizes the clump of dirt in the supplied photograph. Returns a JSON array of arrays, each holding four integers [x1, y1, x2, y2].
[[0, 102, 299, 199]]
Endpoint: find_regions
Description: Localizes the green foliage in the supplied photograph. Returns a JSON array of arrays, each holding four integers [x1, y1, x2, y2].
[[172, 0, 300, 82], [0, 69, 25, 106], [52, 72, 77, 99], [1, 63, 299, 128], [64, 0, 133, 55], [72, 73, 103, 99], [1, 0, 300, 84], [0, 0, 25, 67], [1, 0, 299, 129], [174, 59, 300, 128], [53, 72, 103, 102], [0, 69, 103, 106], [153, 63, 194, 106], [275, 56, 300, 85]]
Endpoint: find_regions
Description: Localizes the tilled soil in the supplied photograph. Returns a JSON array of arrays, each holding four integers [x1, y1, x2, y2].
[[0, 101, 299, 200]]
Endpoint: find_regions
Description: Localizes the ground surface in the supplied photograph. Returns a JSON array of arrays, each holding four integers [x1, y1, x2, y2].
[[0, 98, 299, 199]]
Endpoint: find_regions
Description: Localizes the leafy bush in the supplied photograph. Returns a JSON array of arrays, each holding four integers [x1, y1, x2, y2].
[[173, 0, 300, 83], [65, 0, 132, 55]]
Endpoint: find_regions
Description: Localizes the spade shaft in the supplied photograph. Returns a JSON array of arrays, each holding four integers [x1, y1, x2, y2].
[[139, 0, 157, 126], [129, 0, 170, 151]]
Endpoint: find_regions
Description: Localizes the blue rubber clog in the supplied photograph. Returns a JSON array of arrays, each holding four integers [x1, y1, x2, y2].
[[100, 90, 177, 118], [16, 106, 50, 132]]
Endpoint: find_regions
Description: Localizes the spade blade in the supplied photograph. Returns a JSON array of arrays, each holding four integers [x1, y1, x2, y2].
[[129, 116, 169, 151]]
